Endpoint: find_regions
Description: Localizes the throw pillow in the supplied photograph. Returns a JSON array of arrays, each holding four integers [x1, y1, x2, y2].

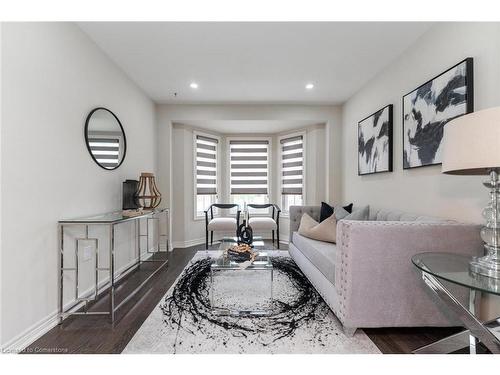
[[320, 202, 354, 222], [298, 213, 337, 243], [343, 203, 353, 213], [334, 205, 350, 220], [342, 205, 370, 221]]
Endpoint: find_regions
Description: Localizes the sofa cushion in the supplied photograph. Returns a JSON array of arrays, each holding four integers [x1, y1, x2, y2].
[[248, 217, 277, 230], [298, 213, 337, 243], [292, 232, 337, 284], [320, 202, 353, 222], [342, 205, 370, 221]]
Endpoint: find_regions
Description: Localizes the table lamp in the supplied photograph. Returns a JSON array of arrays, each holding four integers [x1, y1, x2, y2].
[[442, 106, 500, 278]]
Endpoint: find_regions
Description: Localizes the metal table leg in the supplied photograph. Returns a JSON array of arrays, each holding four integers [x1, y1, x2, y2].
[[109, 224, 115, 324], [469, 290, 479, 354], [58, 224, 64, 325], [413, 271, 500, 354]]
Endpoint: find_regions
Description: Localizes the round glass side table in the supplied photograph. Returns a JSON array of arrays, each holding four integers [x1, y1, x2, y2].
[[412, 252, 500, 354]]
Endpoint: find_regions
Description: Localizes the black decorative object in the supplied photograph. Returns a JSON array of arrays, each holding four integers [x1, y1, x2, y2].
[[122, 179, 140, 210], [84, 107, 127, 170], [403, 58, 474, 169], [237, 220, 253, 245], [358, 105, 393, 175]]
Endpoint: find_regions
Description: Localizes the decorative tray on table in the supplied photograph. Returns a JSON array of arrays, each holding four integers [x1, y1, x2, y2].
[[225, 243, 257, 268]]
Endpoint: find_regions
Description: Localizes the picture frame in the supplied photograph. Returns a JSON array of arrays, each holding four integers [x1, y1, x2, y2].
[[358, 104, 393, 176], [402, 58, 474, 169]]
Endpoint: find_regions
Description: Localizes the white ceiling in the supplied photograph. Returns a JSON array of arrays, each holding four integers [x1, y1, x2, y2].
[[78, 22, 433, 104]]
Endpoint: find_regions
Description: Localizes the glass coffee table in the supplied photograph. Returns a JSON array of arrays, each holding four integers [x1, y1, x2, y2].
[[412, 252, 500, 354], [210, 251, 273, 316]]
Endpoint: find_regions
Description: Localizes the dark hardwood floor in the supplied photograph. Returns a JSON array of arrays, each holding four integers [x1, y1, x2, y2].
[[25, 241, 465, 354]]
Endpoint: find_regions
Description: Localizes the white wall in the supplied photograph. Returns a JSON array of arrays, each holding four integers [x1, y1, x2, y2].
[[1, 23, 157, 349], [341, 22, 500, 223], [157, 104, 341, 247]]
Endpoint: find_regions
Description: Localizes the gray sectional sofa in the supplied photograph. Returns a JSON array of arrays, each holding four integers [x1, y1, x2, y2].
[[288, 205, 483, 336]]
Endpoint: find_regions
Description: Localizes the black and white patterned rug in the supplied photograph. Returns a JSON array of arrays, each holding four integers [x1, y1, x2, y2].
[[123, 251, 380, 354]]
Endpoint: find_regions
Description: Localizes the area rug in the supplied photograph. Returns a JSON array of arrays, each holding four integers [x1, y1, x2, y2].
[[123, 251, 381, 354]]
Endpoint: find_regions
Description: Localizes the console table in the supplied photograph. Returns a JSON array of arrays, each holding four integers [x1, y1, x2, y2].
[[58, 208, 169, 325], [412, 252, 500, 354]]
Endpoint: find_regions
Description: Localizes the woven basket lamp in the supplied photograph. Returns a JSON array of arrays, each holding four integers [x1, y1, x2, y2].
[[136, 172, 162, 209]]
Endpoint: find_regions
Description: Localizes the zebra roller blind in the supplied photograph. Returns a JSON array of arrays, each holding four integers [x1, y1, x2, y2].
[[230, 140, 269, 195], [196, 135, 218, 195], [88, 133, 121, 169], [281, 135, 304, 195]]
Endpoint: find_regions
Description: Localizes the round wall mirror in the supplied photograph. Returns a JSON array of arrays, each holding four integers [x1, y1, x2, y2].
[[84, 107, 127, 170]]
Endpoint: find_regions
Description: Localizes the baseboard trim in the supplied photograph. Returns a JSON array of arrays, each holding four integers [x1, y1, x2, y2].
[[1, 312, 60, 354], [172, 237, 205, 249], [1, 251, 158, 353]]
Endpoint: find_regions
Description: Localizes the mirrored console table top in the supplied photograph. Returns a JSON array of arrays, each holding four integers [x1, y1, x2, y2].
[[59, 207, 168, 224]]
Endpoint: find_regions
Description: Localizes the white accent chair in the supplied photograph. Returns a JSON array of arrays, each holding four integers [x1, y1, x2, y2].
[[247, 204, 281, 249], [204, 203, 241, 249]]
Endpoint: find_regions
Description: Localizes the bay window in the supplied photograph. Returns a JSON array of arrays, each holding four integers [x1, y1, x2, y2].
[[195, 134, 219, 218], [229, 139, 270, 213], [280, 134, 305, 214]]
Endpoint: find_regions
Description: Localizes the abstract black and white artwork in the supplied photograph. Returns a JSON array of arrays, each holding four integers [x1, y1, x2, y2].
[[403, 58, 474, 169], [358, 105, 393, 175]]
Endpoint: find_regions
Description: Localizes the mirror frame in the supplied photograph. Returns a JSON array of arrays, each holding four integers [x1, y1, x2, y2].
[[84, 107, 127, 171]]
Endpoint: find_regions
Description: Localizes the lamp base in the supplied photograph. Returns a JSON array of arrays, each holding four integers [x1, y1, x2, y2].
[[470, 254, 500, 279], [469, 170, 500, 279]]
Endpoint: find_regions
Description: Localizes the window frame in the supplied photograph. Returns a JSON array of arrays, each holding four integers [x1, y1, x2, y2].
[[193, 130, 221, 221], [226, 135, 273, 216], [278, 130, 307, 217]]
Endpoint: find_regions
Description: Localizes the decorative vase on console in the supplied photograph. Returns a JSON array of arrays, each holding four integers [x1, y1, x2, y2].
[[136, 172, 162, 210], [237, 206, 253, 246]]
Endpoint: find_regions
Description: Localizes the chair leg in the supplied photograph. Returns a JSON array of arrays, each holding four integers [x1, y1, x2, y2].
[[272, 230, 275, 247], [210, 231, 213, 246], [206, 229, 208, 250], [277, 230, 280, 249]]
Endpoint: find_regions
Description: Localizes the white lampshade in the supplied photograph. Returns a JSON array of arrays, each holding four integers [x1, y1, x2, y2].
[[442, 106, 500, 175]]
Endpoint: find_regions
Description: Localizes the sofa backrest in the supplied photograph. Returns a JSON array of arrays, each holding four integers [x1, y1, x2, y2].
[[288, 205, 456, 241], [367, 207, 455, 223]]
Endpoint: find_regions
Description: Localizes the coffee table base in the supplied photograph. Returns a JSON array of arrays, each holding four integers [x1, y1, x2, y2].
[[210, 253, 273, 318]]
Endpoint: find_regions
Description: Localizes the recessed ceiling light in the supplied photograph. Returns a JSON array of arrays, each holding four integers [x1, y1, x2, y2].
[[190, 82, 199, 89], [305, 83, 314, 90]]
